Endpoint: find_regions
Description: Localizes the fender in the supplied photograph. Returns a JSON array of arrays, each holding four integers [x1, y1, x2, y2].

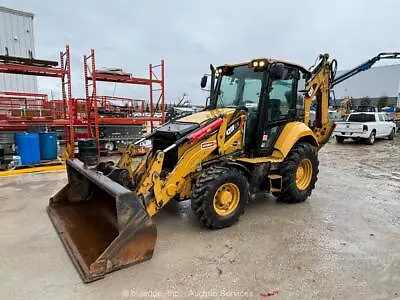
[[273, 122, 319, 158], [223, 161, 252, 178]]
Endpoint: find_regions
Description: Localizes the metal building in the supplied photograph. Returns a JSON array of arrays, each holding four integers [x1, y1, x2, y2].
[[334, 64, 400, 107], [0, 6, 37, 92]]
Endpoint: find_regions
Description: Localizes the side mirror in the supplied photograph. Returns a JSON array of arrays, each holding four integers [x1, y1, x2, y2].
[[270, 63, 285, 80], [200, 75, 208, 88]]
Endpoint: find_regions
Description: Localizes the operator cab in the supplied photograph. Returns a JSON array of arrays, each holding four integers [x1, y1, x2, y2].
[[204, 59, 310, 156]]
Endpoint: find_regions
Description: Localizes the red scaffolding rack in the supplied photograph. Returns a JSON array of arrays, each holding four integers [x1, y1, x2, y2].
[[0, 45, 72, 130], [81, 48, 165, 156]]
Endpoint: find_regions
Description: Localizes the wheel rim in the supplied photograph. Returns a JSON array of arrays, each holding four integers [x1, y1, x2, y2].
[[105, 142, 114, 151], [213, 183, 240, 216], [370, 133, 375, 143], [296, 159, 313, 191]]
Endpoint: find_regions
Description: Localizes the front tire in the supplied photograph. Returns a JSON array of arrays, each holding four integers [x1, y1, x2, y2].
[[191, 166, 249, 229], [273, 142, 319, 203]]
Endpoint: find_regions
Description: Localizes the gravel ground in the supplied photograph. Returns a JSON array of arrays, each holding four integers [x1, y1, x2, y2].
[[0, 136, 399, 300]]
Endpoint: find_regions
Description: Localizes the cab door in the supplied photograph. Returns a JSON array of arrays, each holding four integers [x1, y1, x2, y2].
[[256, 65, 300, 156]]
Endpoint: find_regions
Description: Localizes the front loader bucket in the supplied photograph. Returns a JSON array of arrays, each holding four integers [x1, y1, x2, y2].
[[47, 159, 157, 283]]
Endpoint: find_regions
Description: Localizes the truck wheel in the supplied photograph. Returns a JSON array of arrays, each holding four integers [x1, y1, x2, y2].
[[366, 130, 376, 145], [336, 136, 345, 143], [191, 165, 249, 229], [104, 141, 115, 152], [388, 128, 395, 140], [273, 142, 318, 203]]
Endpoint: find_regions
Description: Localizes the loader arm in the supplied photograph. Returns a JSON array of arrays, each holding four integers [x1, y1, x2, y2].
[[116, 144, 142, 177], [135, 114, 245, 216], [142, 135, 218, 216]]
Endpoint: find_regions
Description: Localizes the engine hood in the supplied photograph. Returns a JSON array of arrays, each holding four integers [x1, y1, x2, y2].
[[177, 108, 236, 124]]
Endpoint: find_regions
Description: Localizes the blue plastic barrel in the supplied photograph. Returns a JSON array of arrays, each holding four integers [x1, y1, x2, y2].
[[15, 132, 41, 165], [39, 132, 58, 160]]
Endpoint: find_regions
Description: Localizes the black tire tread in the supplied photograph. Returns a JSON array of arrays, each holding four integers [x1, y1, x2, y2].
[[273, 142, 319, 203], [191, 165, 249, 229], [336, 136, 344, 143], [366, 130, 376, 145], [388, 128, 395, 140]]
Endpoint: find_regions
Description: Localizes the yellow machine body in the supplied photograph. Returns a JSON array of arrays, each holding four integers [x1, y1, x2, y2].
[[48, 54, 338, 282]]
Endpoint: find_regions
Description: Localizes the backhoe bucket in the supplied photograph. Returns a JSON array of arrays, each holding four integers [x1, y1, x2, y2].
[[47, 159, 157, 283]]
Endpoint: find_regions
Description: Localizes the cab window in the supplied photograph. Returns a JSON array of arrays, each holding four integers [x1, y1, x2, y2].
[[268, 69, 298, 121], [242, 79, 262, 108]]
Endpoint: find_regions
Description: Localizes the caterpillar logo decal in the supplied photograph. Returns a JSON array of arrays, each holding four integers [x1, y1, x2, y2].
[[226, 124, 235, 136], [201, 141, 215, 149], [225, 120, 240, 140]]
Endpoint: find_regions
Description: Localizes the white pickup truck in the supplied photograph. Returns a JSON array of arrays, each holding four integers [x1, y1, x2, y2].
[[334, 112, 396, 145]]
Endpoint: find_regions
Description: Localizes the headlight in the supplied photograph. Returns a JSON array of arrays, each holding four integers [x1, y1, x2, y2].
[[251, 60, 266, 68]]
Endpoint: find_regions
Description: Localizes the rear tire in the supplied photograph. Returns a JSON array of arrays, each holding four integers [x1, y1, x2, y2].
[[191, 166, 249, 229], [273, 142, 318, 203], [388, 128, 395, 140], [366, 130, 376, 145], [336, 136, 345, 143]]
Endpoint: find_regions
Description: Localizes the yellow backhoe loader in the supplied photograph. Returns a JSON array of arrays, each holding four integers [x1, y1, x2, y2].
[[48, 52, 400, 282]]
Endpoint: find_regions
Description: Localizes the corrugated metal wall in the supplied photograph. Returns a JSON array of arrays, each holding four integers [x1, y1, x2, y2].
[[0, 7, 37, 93], [334, 64, 400, 99]]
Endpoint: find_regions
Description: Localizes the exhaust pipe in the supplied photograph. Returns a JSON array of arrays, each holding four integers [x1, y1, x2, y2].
[[47, 159, 157, 282]]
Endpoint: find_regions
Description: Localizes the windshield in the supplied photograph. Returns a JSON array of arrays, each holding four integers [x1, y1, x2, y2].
[[347, 113, 375, 122], [215, 65, 263, 109]]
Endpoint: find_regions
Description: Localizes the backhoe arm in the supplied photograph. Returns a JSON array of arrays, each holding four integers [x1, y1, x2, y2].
[[303, 52, 400, 148], [304, 54, 335, 148]]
